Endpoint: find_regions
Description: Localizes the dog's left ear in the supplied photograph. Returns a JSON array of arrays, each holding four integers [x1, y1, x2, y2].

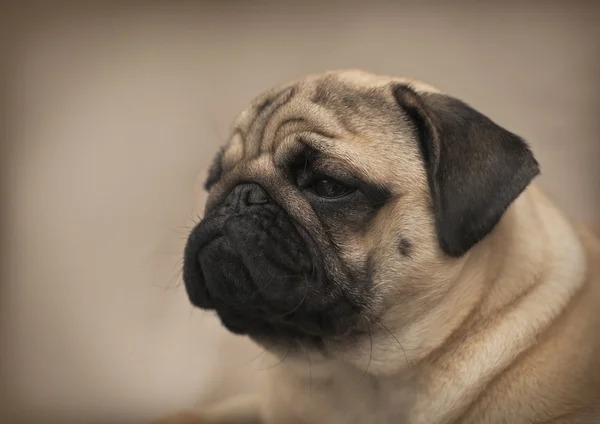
[[393, 85, 540, 257]]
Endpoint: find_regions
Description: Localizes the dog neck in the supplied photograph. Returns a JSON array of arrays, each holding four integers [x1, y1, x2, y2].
[[403, 184, 588, 424], [263, 186, 587, 424]]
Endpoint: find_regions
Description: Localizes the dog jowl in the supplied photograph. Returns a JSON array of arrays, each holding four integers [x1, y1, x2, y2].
[[183, 177, 369, 342]]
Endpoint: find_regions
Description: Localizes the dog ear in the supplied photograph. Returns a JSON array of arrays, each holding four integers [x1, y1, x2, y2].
[[204, 147, 225, 191], [393, 85, 540, 257]]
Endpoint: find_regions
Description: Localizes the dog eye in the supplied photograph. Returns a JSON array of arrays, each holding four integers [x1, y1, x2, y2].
[[313, 179, 354, 198]]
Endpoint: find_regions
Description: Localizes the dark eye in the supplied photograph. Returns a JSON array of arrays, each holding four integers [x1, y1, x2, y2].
[[313, 179, 354, 198]]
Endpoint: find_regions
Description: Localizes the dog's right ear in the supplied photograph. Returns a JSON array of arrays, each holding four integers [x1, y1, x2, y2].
[[204, 147, 225, 191], [393, 85, 540, 257]]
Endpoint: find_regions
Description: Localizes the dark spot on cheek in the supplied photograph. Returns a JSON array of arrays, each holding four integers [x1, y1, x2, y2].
[[398, 238, 412, 257]]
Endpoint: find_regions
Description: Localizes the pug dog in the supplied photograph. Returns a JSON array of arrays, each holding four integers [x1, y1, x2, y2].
[[155, 70, 600, 424]]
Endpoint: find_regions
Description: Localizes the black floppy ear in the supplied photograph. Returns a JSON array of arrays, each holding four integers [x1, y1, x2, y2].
[[204, 147, 225, 191], [393, 85, 540, 257]]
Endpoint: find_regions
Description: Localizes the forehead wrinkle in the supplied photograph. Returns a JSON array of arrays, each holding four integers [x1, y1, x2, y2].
[[233, 80, 298, 133], [312, 80, 404, 137], [272, 118, 310, 144], [271, 119, 337, 157], [232, 108, 253, 136], [279, 132, 393, 187], [221, 130, 245, 172], [221, 70, 437, 183], [244, 86, 296, 161], [263, 99, 346, 154]]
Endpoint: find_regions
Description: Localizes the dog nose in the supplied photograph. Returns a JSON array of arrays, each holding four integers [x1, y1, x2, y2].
[[224, 183, 270, 212]]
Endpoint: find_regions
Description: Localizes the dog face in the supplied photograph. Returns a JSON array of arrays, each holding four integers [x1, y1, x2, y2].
[[183, 70, 539, 371]]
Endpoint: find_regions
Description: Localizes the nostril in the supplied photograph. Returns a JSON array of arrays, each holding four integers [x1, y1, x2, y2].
[[225, 183, 271, 210], [247, 186, 270, 205]]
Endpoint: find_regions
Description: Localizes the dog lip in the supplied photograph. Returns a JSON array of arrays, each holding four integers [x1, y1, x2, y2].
[[185, 208, 363, 339], [183, 216, 231, 310], [192, 209, 262, 250], [191, 216, 229, 250]]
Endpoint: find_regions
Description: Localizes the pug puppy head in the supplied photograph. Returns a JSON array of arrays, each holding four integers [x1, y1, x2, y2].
[[183, 70, 539, 374]]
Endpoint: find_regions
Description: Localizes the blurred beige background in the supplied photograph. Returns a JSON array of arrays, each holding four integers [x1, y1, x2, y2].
[[2, 1, 599, 423]]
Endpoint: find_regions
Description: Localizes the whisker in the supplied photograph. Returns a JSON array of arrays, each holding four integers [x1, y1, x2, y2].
[[242, 350, 266, 367], [167, 269, 184, 291], [376, 321, 410, 368], [259, 346, 291, 371], [191, 208, 203, 223], [278, 274, 309, 318], [261, 269, 278, 291], [301, 342, 313, 399], [187, 214, 201, 228], [360, 323, 374, 382]]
